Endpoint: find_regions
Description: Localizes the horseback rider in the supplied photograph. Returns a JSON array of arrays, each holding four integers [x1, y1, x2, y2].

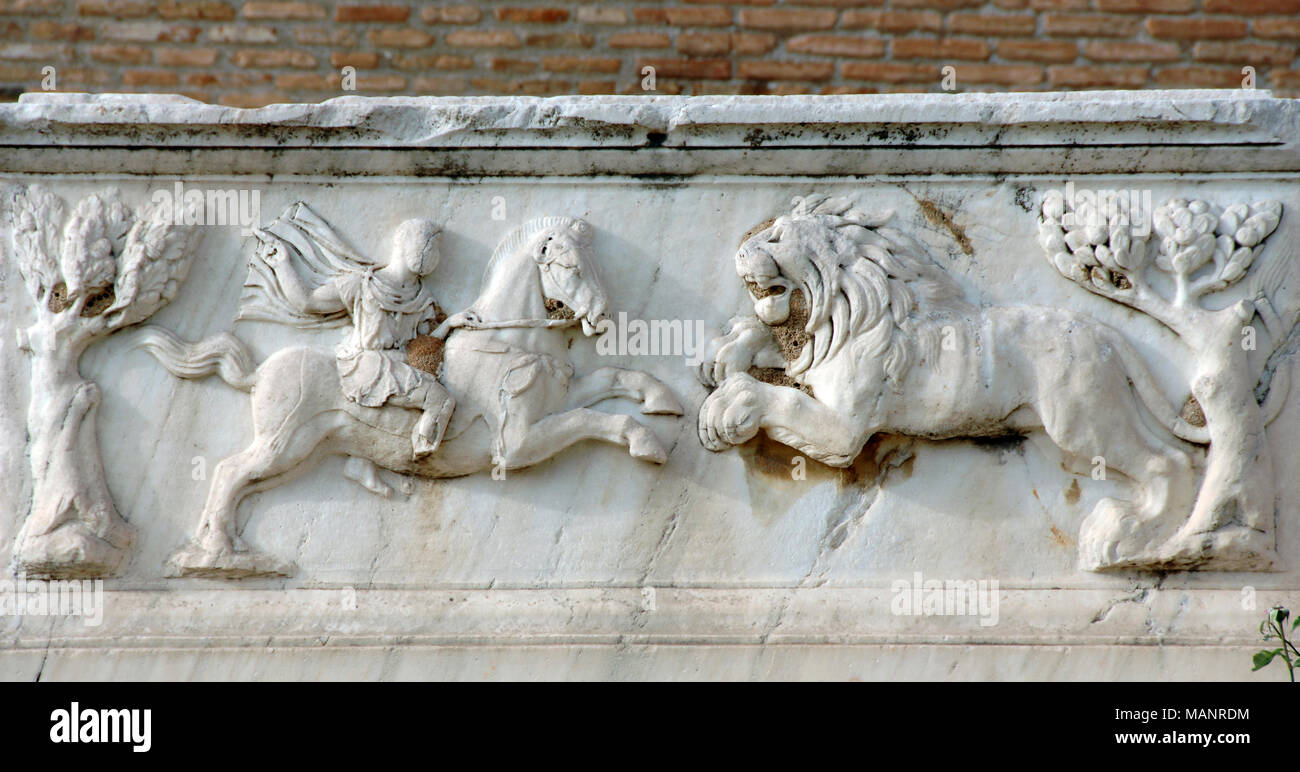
[[259, 217, 455, 459]]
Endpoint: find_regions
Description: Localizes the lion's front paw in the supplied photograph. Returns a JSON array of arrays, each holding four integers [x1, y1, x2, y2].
[[698, 373, 765, 451]]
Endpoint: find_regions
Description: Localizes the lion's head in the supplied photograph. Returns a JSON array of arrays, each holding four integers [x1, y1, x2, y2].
[[736, 195, 968, 386]]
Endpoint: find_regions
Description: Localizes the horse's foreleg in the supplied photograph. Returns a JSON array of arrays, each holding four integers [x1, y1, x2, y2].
[[500, 408, 669, 468], [566, 367, 683, 415]]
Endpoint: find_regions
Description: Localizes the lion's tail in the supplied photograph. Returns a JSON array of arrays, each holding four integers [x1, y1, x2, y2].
[[129, 325, 258, 392], [1107, 332, 1210, 445]]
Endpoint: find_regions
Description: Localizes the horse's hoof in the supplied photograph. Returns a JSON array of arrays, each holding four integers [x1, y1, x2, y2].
[[628, 427, 669, 464], [165, 541, 295, 579], [641, 391, 684, 416]]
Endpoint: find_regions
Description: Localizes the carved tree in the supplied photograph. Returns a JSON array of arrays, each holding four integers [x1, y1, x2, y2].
[[1038, 191, 1290, 568], [3, 185, 202, 577]]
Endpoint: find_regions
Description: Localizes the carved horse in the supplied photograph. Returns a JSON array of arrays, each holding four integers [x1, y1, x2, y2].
[[135, 216, 682, 578]]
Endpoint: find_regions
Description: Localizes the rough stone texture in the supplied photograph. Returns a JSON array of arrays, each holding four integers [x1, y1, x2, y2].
[[1, 91, 1299, 680]]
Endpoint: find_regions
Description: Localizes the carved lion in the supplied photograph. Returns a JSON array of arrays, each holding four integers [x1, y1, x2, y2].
[[697, 195, 1209, 571]]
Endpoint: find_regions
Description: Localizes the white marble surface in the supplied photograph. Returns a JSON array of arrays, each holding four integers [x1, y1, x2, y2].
[[1, 92, 1298, 680]]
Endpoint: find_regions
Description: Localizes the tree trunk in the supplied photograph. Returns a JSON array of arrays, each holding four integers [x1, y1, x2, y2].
[[1162, 311, 1276, 570], [14, 320, 133, 578]]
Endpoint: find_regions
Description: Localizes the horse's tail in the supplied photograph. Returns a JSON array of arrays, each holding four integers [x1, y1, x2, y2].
[[130, 325, 258, 392], [1106, 330, 1210, 445]]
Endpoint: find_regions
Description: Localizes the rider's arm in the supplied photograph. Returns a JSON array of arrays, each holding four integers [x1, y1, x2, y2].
[[267, 251, 345, 315]]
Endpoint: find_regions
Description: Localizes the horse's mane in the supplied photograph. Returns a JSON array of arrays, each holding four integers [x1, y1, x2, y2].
[[760, 195, 970, 385], [484, 216, 592, 279]]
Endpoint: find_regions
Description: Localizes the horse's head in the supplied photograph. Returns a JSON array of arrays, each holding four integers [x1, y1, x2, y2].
[[525, 218, 609, 336]]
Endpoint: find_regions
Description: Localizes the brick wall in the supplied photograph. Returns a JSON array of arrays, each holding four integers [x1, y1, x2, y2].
[[2, 0, 1298, 106]]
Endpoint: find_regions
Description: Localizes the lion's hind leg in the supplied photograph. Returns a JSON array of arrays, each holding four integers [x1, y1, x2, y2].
[[1034, 386, 1197, 571]]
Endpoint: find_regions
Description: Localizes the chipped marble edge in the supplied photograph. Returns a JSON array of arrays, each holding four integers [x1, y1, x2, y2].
[[0, 90, 1296, 150]]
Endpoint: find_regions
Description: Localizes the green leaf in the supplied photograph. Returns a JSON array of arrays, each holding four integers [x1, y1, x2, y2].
[[1253, 649, 1282, 671]]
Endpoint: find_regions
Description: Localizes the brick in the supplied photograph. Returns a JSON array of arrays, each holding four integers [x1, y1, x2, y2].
[[891, 0, 983, 7], [840, 61, 936, 82], [77, 0, 153, 17], [739, 8, 838, 30], [421, 6, 480, 24], [1146, 17, 1247, 40], [893, 37, 990, 60], [637, 57, 731, 78], [1194, 41, 1295, 66], [787, 0, 884, 5], [0, 42, 70, 60], [156, 46, 218, 65], [739, 59, 834, 80], [1097, 0, 1194, 10], [231, 49, 316, 68], [334, 4, 408, 22], [679, 32, 731, 56], [157, 1, 235, 19], [1254, 18, 1300, 40], [946, 13, 1037, 36], [0, 20, 19, 37], [1205, 0, 1300, 10], [578, 79, 617, 94], [86, 44, 150, 63], [122, 69, 179, 86], [355, 74, 405, 91], [294, 27, 356, 45], [1154, 65, 1250, 87], [102, 21, 200, 42], [1271, 69, 1300, 88], [948, 62, 1043, 84], [330, 51, 380, 68], [525, 32, 594, 48], [1029, 0, 1088, 7], [30, 21, 95, 40], [273, 73, 335, 90], [1043, 14, 1140, 37], [997, 40, 1077, 62], [367, 28, 434, 47], [470, 77, 573, 95], [843, 10, 942, 32], [787, 34, 885, 58], [609, 32, 671, 49], [632, 7, 667, 24], [56, 67, 111, 84], [1083, 40, 1181, 62], [733, 33, 778, 55], [411, 75, 468, 92], [490, 57, 536, 73], [242, 2, 326, 20], [543, 55, 620, 73], [208, 24, 277, 43], [445, 29, 521, 48], [494, 7, 569, 23], [0, 0, 61, 14], [391, 53, 472, 69], [186, 71, 271, 86], [683, 0, 772, 4], [576, 7, 626, 24], [665, 7, 731, 26], [1048, 64, 1148, 87]]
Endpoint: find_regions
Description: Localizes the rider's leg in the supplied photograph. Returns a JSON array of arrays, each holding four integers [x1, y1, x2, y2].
[[393, 380, 456, 458]]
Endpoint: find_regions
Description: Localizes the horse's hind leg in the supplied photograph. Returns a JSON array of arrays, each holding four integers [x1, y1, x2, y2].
[[167, 432, 322, 578], [500, 408, 669, 469], [566, 367, 683, 415]]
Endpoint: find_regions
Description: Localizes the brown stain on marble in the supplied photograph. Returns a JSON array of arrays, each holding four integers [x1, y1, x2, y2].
[[736, 433, 911, 523], [1064, 478, 1081, 505], [915, 197, 974, 257]]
